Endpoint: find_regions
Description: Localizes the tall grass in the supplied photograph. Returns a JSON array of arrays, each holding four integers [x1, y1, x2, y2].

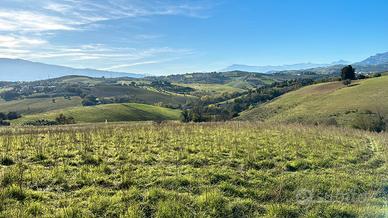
[[0, 122, 387, 217]]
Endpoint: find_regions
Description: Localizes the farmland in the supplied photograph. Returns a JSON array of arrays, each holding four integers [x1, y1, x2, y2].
[[13, 103, 181, 124], [0, 122, 387, 217]]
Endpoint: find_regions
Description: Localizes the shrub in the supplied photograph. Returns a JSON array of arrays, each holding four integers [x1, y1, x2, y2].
[[1, 156, 15, 166], [342, 79, 351, 86], [352, 111, 386, 132], [82, 95, 99, 106], [356, 74, 367, 80], [180, 110, 191, 123], [23, 119, 58, 126], [55, 114, 76, 125], [0, 120, 10, 126], [6, 112, 21, 120], [373, 73, 382, 78]]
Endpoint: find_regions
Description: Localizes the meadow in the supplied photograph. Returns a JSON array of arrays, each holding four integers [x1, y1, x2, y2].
[[239, 75, 388, 128], [0, 122, 387, 217], [0, 97, 82, 115], [13, 103, 181, 125]]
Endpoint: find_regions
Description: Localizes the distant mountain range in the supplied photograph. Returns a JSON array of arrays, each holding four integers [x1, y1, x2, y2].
[[1, 51, 388, 82], [222, 60, 350, 73], [355, 52, 388, 66], [0, 58, 144, 81], [223, 52, 388, 74]]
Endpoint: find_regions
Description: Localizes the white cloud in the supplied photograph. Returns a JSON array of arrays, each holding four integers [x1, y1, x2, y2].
[[0, 0, 208, 72], [0, 0, 211, 33], [0, 10, 74, 32], [0, 35, 47, 48], [101, 61, 162, 71]]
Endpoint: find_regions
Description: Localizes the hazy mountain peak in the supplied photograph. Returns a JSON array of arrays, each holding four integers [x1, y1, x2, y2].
[[356, 52, 388, 66]]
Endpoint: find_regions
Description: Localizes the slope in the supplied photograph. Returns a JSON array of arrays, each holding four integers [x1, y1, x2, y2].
[[238, 75, 388, 127], [14, 103, 181, 124], [0, 97, 82, 115]]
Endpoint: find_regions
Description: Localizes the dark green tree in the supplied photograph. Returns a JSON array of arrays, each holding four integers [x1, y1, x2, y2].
[[0, 112, 6, 120], [82, 95, 99, 106], [180, 110, 191, 123], [55, 114, 75, 125], [7, 112, 21, 120], [341, 65, 356, 80]]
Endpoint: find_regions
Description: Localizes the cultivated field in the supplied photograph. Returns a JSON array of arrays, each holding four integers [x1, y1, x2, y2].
[[0, 97, 82, 115], [14, 103, 181, 124], [0, 122, 387, 217]]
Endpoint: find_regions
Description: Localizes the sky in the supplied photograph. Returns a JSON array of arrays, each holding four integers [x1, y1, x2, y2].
[[0, 0, 388, 75]]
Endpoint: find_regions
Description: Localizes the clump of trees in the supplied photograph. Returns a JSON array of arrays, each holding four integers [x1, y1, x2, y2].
[[0, 112, 21, 126], [82, 95, 100, 106], [181, 78, 316, 123], [55, 114, 75, 125], [0, 90, 21, 101], [24, 114, 75, 126]]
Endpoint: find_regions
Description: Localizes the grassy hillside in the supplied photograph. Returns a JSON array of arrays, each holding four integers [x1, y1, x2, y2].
[[0, 122, 386, 217], [239, 76, 388, 128], [0, 97, 82, 115], [174, 83, 244, 95], [14, 103, 181, 124]]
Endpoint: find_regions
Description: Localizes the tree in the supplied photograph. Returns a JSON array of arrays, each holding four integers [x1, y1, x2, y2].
[[0, 112, 6, 120], [342, 79, 352, 86], [7, 112, 21, 120], [55, 114, 75, 125], [341, 65, 356, 80], [0, 91, 20, 101], [0, 120, 10, 126], [180, 110, 191, 123], [82, 95, 99, 106]]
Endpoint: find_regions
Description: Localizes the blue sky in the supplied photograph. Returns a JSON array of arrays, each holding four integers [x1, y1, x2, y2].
[[0, 0, 387, 75]]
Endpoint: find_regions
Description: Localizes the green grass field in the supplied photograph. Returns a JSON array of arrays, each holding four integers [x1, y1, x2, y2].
[[0, 97, 82, 115], [175, 83, 244, 95], [14, 103, 181, 124], [0, 122, 386, 217], [239, 76, 388, 127]]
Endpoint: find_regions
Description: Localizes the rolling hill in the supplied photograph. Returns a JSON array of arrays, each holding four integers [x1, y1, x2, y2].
[[14, 103, 181, 124], [0, 97, 82, 115], [222, 60, 349, 73], [238, 75, 388, 129], [0, 58, 143, 81]]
